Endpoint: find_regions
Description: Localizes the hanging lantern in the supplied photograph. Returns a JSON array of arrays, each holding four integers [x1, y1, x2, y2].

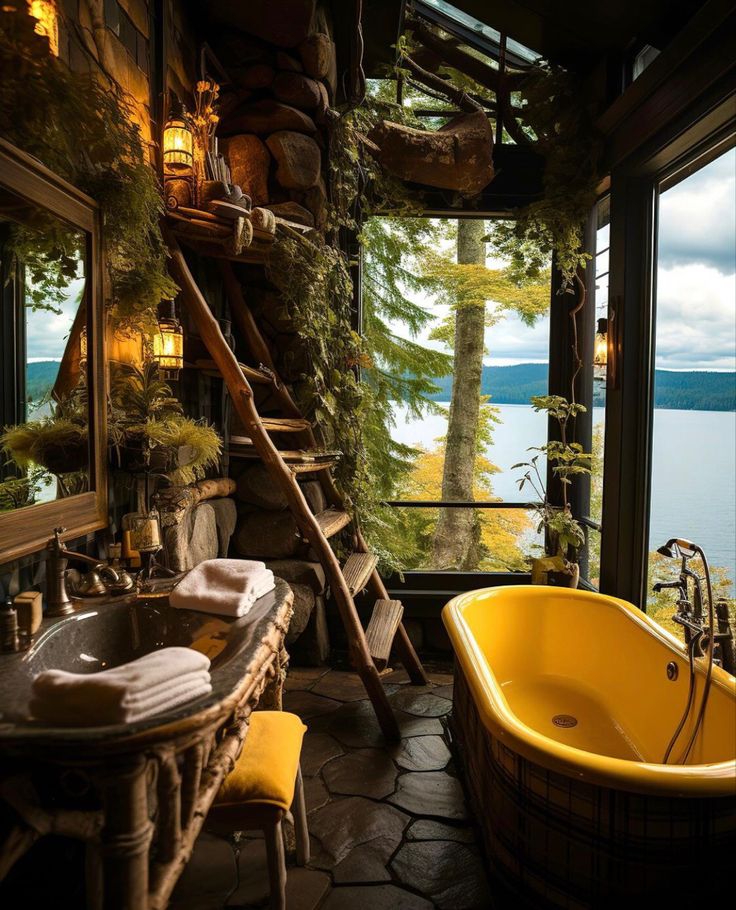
[[163, 99, 194, 174], [28, 1, 59, 56], [152, 301, 184, 378], [593, 318, 608, 381]]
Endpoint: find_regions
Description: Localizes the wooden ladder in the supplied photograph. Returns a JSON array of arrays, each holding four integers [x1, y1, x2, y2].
[[165, 230, 427, 740]]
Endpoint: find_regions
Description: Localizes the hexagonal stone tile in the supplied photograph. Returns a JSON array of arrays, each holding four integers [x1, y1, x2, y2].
[[170, 832, 236, 909], [312, 671, 397, 702], [428, 672, 455, 686], [406, 819, 476, 843], [227, 848, 330, 909], [315, 699, 387, 748], [322, 884, 433, 909], [322, 748, 398, 799], [391, 841, 491, 909], [395, 710, 445, 738], [388, 771, 469, 821], [283, 689, 342, 719], [284, 666, 329, 692], [390, 688, 452, 717], [304, 774, 330, 813], [301, 732, 344, 777], [309, 796, 409, 874], [393, 735, 450, 772]]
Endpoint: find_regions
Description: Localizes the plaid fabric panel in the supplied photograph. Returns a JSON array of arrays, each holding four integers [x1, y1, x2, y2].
[[451, 667, 735, 908]]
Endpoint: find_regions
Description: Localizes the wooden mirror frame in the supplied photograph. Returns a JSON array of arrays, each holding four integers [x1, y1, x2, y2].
[[0, 139, 108, 561]]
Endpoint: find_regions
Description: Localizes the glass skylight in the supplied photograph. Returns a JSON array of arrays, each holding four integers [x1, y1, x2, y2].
[[415, 0, 541, 67]]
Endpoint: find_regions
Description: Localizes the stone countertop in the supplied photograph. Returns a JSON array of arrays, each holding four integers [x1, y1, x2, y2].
[[0, 578, 293, 751]]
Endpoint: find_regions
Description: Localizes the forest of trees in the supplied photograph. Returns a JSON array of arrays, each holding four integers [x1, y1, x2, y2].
[[423, 363, 736, 411], [361, 215, 549, 572]]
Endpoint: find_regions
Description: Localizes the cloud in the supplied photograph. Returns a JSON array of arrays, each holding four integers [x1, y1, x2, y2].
[[658, 149, 736, 274], [655, 263, 736, 370], [25, 278, 84, 361]]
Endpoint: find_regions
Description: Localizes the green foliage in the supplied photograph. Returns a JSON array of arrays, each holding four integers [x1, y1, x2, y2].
[[109, 361, 221, 485], [514, 395, 592, 561], [488, 64, 600, 288], [142, 416, 222, 486], [0, 6, 177, 327], [0, 470, 45, 511], [0, 416, 87, 473], [266, 229, 370, 510]]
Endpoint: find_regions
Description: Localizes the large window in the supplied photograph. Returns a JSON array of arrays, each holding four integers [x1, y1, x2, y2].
[[647, 147, 736, 637], [362, 216, 550, 573]]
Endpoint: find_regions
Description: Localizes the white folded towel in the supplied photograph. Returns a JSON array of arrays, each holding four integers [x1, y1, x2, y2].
[[169, 558, 276, 617], [30, 647, 212, 726]]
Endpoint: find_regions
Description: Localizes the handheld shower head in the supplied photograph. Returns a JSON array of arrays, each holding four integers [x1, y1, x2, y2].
[[657, 538, 698, 559]]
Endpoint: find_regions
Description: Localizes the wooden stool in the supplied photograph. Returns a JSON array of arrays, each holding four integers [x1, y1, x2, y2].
[[208, 711, 309, 910]]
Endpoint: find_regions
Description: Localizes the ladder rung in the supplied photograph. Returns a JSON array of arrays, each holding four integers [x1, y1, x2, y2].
[[343, 552, 378, 595], [228, 444, 339, 463], [365, 599, 404, 671], [289, 460, 338, 474], [313, 508, 351, 538], [260, 417, 312, 433], [193, 359, 272, 385]]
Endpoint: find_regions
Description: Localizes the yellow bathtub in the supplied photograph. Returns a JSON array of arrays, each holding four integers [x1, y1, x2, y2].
[[443, 585, 736, 907]]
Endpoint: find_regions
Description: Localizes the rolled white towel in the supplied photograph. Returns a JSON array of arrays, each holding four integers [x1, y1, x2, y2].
[[169, 558, 276, 617], [30, 648, 212, 726]]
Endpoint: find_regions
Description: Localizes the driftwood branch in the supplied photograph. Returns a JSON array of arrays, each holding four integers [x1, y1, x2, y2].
[[399, 53, 482, 113]]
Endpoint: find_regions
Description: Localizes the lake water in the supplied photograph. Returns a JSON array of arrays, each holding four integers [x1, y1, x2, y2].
[[390, 402, 736, 583]]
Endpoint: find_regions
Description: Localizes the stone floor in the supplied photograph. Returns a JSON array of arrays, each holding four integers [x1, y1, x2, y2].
[[170, 666, 493, 910]]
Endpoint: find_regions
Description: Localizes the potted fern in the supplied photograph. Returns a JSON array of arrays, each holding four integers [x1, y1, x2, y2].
[[514, 395, 593, 588], [110, 361, 221, 485]]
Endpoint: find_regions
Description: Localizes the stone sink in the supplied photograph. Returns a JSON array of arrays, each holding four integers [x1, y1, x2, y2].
[[0, 578, 292, 748]]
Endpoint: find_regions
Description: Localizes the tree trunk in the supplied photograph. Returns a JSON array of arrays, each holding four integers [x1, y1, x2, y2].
[[432, 219, 487, 569]]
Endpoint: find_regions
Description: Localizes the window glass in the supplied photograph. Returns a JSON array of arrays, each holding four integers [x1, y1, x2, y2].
[[362, 216, 550, 571], [648, 147, 736, 638]]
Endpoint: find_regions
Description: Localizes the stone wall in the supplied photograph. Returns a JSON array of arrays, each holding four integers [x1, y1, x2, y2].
[[210, 0, 335, 230]]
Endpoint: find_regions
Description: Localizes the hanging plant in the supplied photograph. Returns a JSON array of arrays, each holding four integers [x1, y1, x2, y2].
[[0, 5, 177, 328]]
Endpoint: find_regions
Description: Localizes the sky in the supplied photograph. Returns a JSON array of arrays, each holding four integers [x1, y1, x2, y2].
[[26, 275, 84, 362], [388, 146, 735, 373]]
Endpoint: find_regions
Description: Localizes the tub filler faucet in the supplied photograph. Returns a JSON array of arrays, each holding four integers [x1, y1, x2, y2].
[[654, 537, 735, 763], [46, 527, 133, 617]]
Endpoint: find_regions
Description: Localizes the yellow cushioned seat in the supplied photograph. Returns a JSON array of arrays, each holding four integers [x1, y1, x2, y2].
[[215, 711, 307, 812]]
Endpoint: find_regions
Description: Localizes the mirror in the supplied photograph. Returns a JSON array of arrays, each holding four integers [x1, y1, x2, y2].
[[0, 140, 107, 561]]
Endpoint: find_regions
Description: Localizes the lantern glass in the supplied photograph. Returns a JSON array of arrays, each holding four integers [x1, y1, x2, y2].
[[28, 1, 59, 56], [163, 115, 193, 172], [152, 315, 184, 375], [593, 317, 608, 381]]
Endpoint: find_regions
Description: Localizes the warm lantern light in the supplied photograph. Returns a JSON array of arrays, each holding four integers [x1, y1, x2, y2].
[[163, 100, 194, 173], [593, 317, 608, 381], [28, 0, 59, 56], [152, 301, 184, 378]]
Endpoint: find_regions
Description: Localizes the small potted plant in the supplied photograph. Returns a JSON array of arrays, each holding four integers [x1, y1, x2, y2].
[[514, 395, 593, 588], [109, 361, 221, 485]]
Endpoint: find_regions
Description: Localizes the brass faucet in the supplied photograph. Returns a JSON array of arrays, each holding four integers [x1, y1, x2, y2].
[[45, 528, 133, 617]]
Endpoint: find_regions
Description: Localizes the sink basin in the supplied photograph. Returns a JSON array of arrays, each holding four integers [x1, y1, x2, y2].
[[0, 578, 292, 744]]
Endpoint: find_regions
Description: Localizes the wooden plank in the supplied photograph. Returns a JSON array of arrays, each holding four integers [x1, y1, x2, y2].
[[192, 358, 272, 384], [343, 553, 379, 596], [288, 460, 338, 474], [365, 600, 404, 671], [260, 417, 312, 433], [314, 508, 351, 538]]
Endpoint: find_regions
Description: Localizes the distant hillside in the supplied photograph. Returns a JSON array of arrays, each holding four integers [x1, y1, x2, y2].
[[26, 360, 59, 402], [422, 363, 736, 411]]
